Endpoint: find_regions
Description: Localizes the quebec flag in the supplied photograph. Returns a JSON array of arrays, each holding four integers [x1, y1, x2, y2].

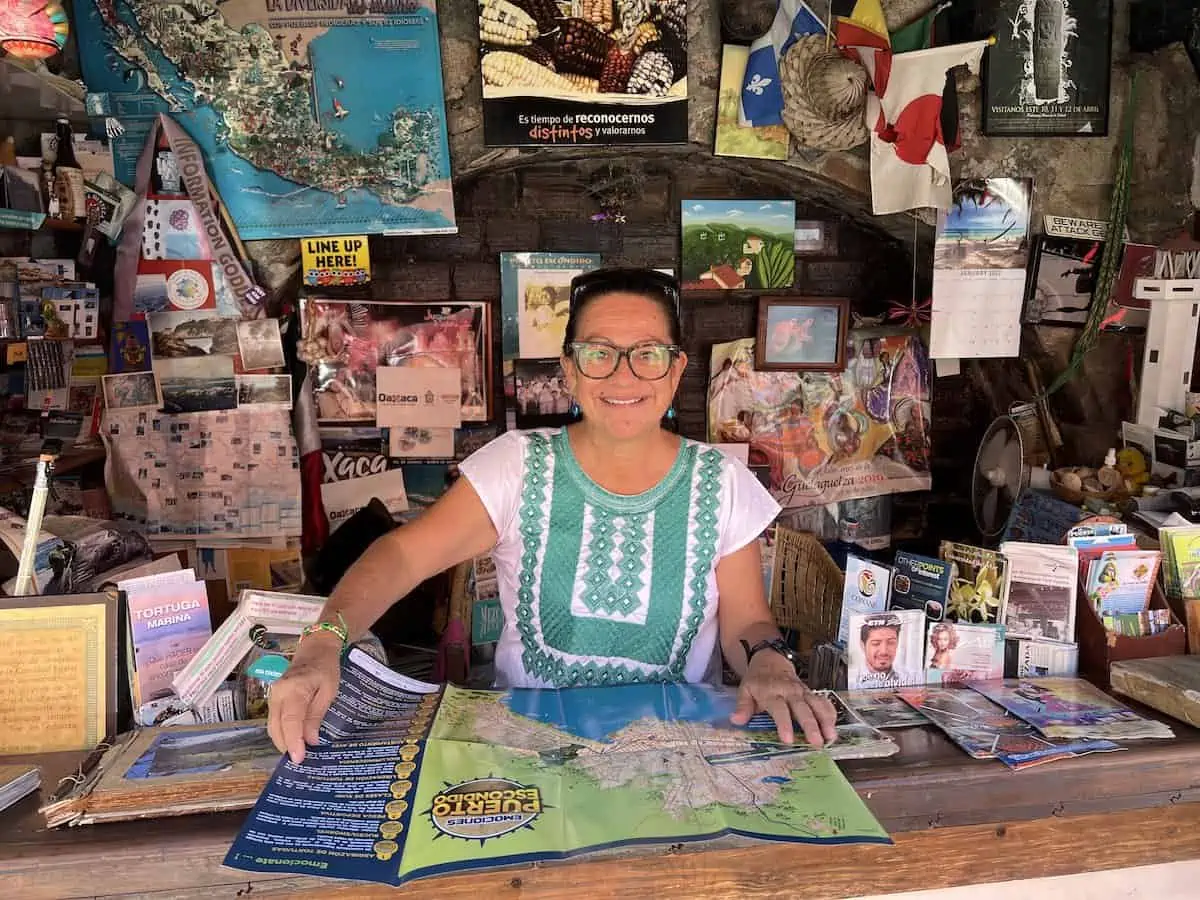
[[738, 0, 827, 128]]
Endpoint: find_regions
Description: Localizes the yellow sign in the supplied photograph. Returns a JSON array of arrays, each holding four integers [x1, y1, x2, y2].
[[301, 235, 371, 287], [6, 342, 26, 365]]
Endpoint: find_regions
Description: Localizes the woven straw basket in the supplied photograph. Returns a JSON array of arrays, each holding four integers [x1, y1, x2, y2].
[[769, 527, 846, 652]]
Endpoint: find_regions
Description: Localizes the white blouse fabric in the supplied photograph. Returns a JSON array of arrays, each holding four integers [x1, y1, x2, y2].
[[458, 428, 781, 689]]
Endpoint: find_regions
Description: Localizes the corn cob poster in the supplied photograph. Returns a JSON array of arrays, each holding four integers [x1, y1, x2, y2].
[[479, 0, 688, 145], [74, 0, 456, 240]]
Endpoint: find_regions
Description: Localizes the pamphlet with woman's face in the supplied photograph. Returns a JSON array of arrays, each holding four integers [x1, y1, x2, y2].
[[925, 621, 1006, 685]]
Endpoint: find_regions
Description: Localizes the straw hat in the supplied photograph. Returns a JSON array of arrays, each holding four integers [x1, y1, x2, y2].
[[780, 34, 869, 151]]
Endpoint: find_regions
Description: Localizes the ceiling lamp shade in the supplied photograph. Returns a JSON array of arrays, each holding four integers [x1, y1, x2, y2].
[[0, 0, 69, 60]]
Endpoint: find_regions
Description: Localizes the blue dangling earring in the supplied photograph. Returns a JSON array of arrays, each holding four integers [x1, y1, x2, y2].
[[666, 406, 676, 421], [569, 401, 581, 418]]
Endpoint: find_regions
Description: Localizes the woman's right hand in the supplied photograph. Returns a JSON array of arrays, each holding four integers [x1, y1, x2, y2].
[[267, 632, 344, 764]]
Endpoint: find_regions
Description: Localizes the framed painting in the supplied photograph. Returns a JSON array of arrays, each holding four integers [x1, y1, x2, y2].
[[755, 297, 850, 372]]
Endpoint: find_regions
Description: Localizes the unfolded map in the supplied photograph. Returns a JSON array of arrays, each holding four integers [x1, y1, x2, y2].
[[75, 0, 456, 239], [226, 650, 891, 887]]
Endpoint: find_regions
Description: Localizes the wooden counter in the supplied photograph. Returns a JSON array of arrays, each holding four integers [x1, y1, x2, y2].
[[3, 725, 1200, 900]]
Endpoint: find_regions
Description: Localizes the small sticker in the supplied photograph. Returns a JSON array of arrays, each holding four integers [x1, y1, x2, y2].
[[247, 654, 290, 684], [6, 342, 27, 364]]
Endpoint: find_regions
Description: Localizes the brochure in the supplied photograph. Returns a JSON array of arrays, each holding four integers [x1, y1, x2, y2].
[[226, 650, 891, 886], [838, 690, 930, 730], [837, 555, 892, 645], [846, 610, 925, 690], [998, 542, 1077, 643], [925, 621, 1005, 685], [890, 551, 950, 621], [970, 678, 1176, 742], [897, 685, 1123, 771]]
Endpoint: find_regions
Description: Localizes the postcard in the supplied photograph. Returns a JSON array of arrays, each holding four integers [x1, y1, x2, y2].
[[155, 356, 236, 414], [680, 199, 796, 290], [388, 426, 455, 459], [939, 541, 1009, 625], [846, 609, 924, 691], [714, 45, 788, 161], [236, 318, 286, 370], [147, 310, 239, 358], [839, 689, 929, 729], [514, 358, 573, 429], [499, 253, 601, 360], [136, 259, 216, 313], [102, 371, 160, 410], [375, 365, 462, 429], [926, 621, 1005, 685], [236, 374, 292, 409], [320, 469, 409, 533]]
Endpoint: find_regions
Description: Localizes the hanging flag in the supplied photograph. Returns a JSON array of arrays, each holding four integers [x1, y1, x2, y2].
[[833, 0, 892, 93], [738, 0, 826, 128], [866, 40, 991, 215], [888, 2, 960, 150]]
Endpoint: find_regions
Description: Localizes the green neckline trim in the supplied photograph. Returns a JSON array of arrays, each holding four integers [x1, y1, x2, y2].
[[552, 428, 696, 514]]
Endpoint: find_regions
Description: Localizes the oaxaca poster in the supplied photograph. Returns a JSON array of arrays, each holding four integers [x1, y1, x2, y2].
[[74, 0, 456, 239], [982, 0, 1113, 136], [707, 330, 932, 509], [479, 0, 687, 145], [226, 650, 889, 886]]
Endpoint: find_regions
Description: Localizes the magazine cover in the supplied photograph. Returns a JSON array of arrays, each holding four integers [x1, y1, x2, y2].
[[999, 541, 1077, 643], [680, 200, 796, 290], [970, 678, 1175, 741], [75, 0, 457, 238], [226, 650, 890, 887], [897, 685, 1122, 770], [479, 0, 687, 145], [836, 555, 892, 646], [938, 541, 1009, 625], [925, 621, 1005, 685], [846, 610, 925, 691], [982, 0, 1113, 136], [706, 333, 932, 509], [499, 253, 601, 360], [839, 690, 929, 730]]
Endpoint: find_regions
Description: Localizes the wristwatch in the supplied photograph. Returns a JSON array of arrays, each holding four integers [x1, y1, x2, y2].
[[741, 637, 797, 667]]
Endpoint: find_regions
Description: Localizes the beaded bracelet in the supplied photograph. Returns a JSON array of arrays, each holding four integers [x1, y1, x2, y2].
[[299, 611, 350, 651]]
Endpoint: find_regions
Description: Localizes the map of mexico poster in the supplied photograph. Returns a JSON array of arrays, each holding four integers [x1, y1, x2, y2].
[[75, 0, 456, 240]]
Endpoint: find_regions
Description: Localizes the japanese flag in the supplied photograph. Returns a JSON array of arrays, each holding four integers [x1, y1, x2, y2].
[[867, 40, 991, 215]]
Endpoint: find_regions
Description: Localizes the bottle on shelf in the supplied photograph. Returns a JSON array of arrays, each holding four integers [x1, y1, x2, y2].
[[51, 116, 85, 222]]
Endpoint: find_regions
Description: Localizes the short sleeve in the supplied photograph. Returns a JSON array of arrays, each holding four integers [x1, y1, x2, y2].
[[715, 452, 781, 558], [457, 431, 526, 542]]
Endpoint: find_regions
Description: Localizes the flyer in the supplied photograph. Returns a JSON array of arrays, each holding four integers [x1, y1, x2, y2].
[[226, 650, 891, 886]]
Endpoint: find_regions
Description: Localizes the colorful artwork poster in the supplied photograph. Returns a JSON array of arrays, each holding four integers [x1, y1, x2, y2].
[[480, 0, 687, 146], [706, 330, 931, 509], [225, 650, 889, 888], [499, 253, 601, 361], [74, 0, 456, 239], [301, 299, 492, 424], [681, 200, 796, 290], [982, 0, 1113, 136]]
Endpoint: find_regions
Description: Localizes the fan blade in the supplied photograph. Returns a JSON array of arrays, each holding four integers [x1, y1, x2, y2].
[[978, 428, 1010, 473], [981, 487, 999, 531], [999, 435, 1023, 486]]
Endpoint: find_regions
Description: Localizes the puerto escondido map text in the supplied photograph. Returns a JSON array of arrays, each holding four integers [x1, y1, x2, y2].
[[75, 0, 456, 239]]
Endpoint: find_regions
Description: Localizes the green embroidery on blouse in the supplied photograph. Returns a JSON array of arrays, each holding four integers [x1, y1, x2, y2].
[[514, 430, 724, 686]]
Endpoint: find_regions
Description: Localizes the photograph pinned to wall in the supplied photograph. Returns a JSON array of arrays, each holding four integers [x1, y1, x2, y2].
[[156, 356, 237, 414], [1022, 235, 1103, 326], [794, 220, 837, 255], [236, 319, 286, 370], [300, 299, 491, 424], [102, 372, 160, 410], [141, 199, 209, 261], [136, 260, 216, 313], [499, 253, 601, 360], [714, 44, 788, 161], [680, 200, 796, 290], [755, 297, 849, 372], [236, 374, 292, 409], [513, 358, 573, 429], [479, 1, 688, 146], [930, 178, 1034, 359], [982, 0, 1113, 136], [147, 310, 239, 359]]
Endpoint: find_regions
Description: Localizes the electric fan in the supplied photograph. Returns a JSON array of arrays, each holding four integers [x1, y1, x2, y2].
[[972, 412, 1036, 541]]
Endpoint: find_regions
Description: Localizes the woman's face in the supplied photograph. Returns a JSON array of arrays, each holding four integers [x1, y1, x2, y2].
[[933, 629, 951, 651], [562, 291, 686, 442]]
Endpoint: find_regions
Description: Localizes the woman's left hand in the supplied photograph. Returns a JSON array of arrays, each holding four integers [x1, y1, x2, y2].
[[730, 651, 838, 747]]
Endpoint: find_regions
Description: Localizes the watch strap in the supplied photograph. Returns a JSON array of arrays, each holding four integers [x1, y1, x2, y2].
[[741, 637, 794, 664]]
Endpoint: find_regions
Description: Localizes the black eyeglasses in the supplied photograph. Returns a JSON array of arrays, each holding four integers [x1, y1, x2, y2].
[[566, 341, 681, 380], [569, 267, 681, 314]]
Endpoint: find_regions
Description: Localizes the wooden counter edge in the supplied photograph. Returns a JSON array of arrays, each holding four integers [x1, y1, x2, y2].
[[5, 801, 1200, 900]]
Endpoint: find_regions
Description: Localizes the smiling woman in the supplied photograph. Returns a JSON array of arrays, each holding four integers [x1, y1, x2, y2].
[[267, 268, 838, 765]]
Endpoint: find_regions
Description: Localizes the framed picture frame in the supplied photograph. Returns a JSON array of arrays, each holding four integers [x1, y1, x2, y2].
[[755, 297, 850, 372], [982, 0, 1113, 137], [301, 299, 493, 425], [793, 220, 838, 256], [513, 358, 573, 429], [1021, 235, 1101, 327]]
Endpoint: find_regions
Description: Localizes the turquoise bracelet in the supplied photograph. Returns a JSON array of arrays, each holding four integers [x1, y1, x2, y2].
[[299, 611, 349, 651]]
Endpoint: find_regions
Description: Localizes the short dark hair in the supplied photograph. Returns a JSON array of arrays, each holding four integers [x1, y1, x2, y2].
[[562, 267, 682, 352]]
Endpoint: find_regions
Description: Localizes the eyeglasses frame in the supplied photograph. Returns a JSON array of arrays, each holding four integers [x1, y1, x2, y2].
[[564, 340, 683, 381]]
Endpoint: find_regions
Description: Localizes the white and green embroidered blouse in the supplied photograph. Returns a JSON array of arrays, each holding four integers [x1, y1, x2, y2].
[[459, 428, 781, 689]]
